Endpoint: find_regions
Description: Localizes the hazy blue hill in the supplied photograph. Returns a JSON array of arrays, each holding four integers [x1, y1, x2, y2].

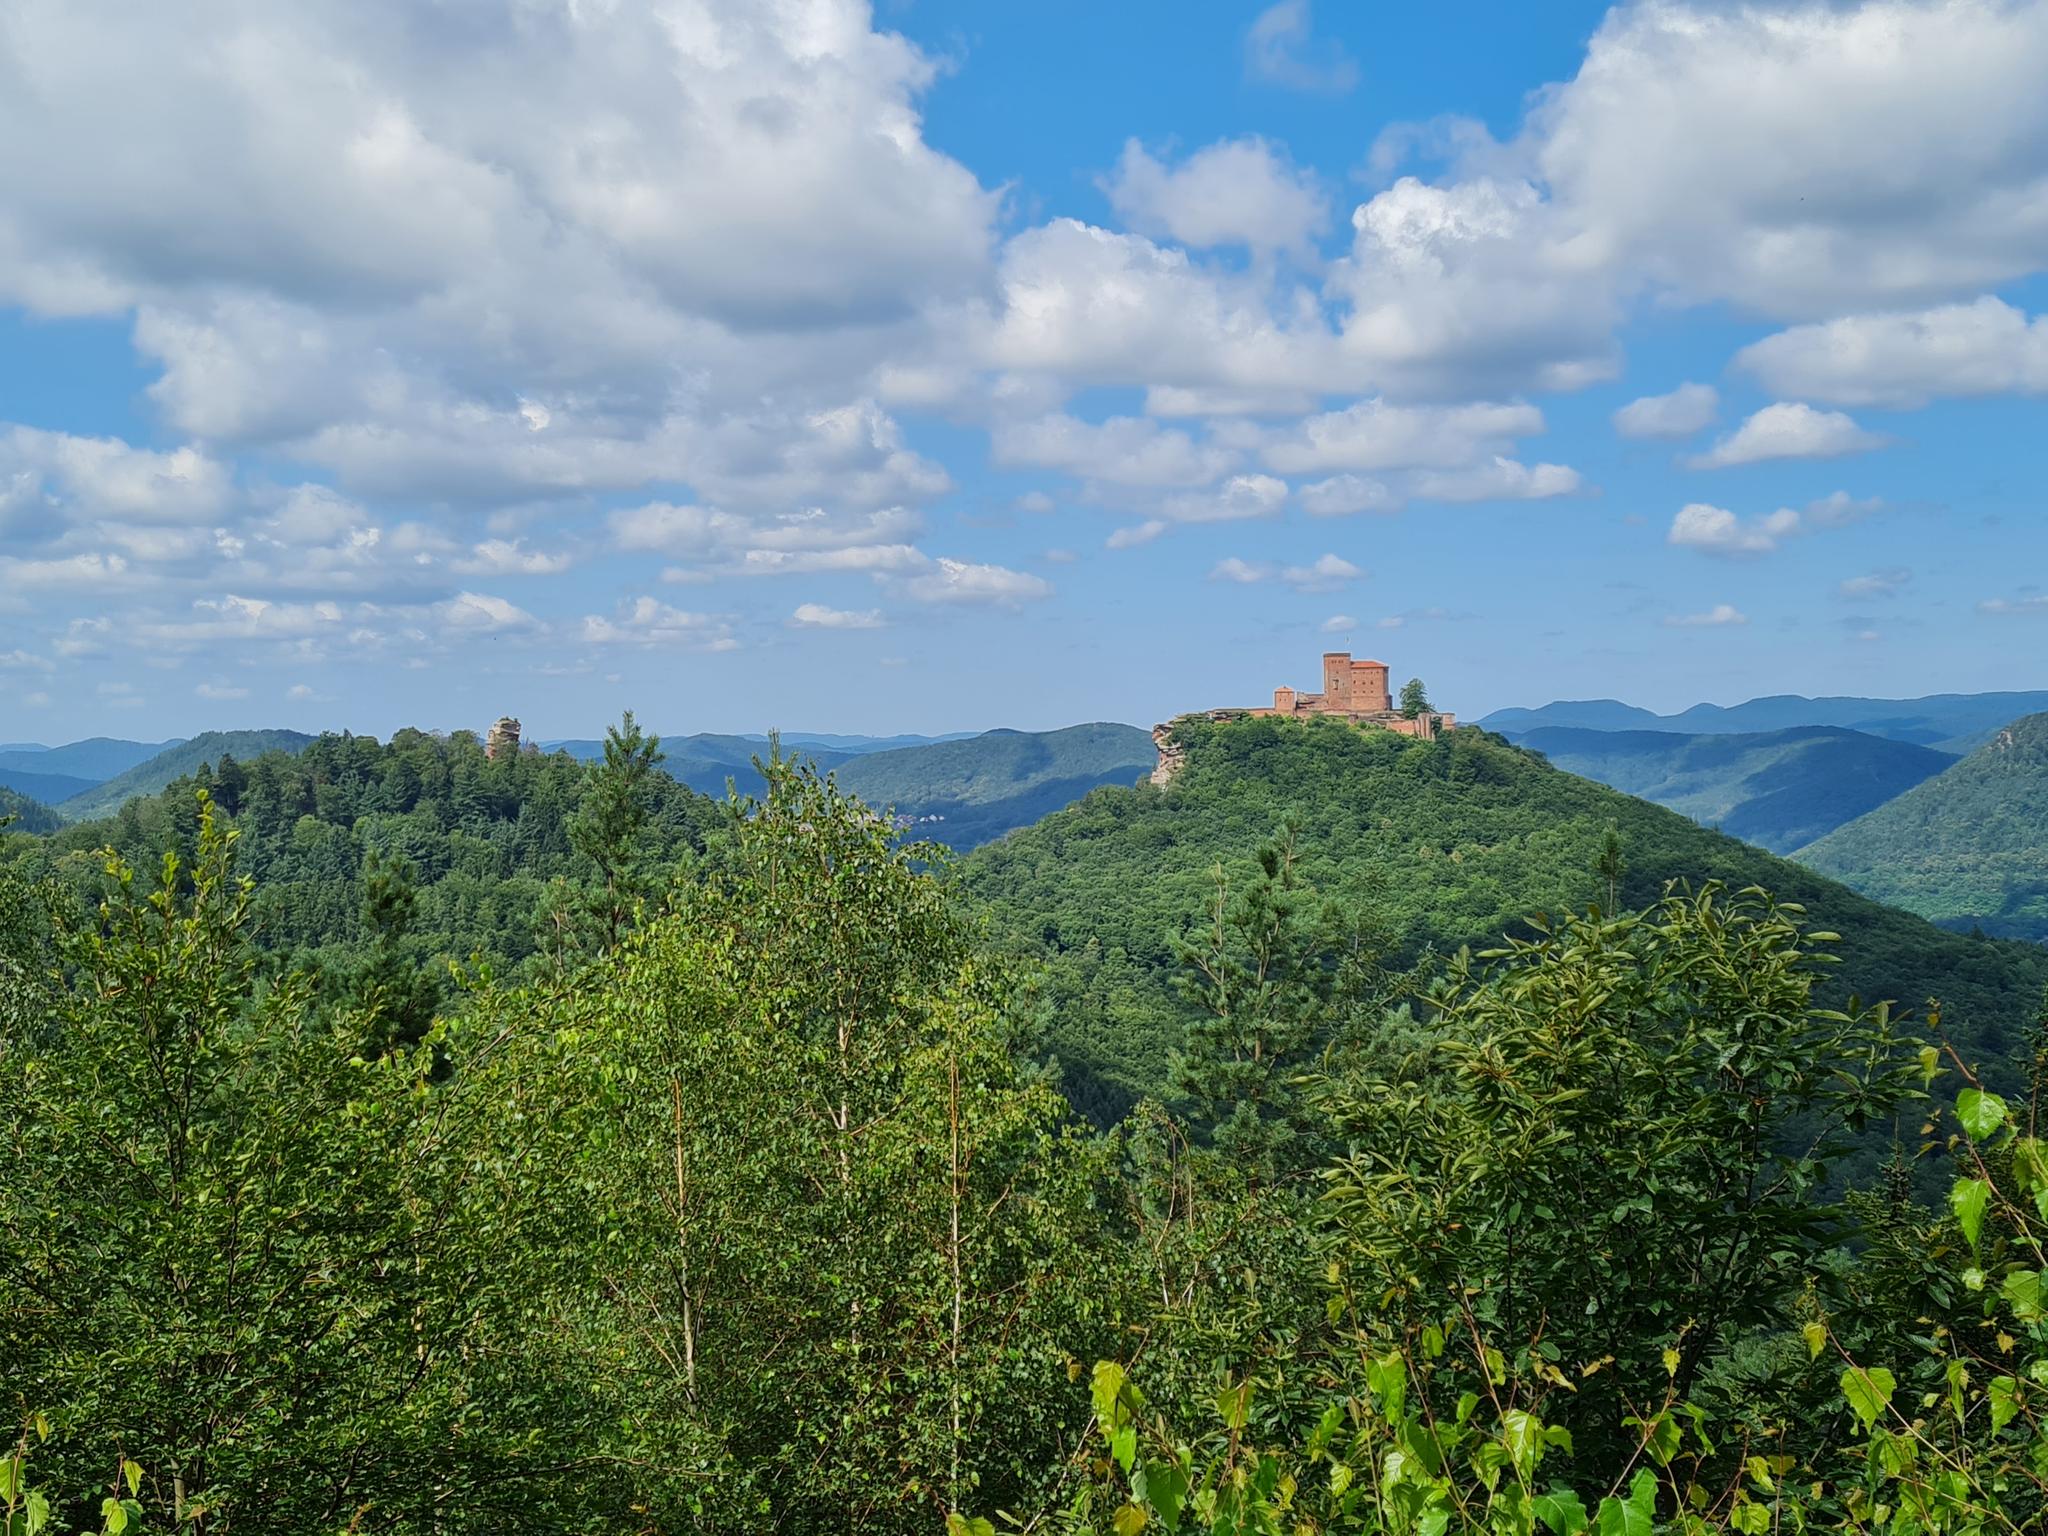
[[832, 723, 1154, 850], [1485, 691, 2048, 753], [0, 786, 62, 835], [0, 767, 99, 805], [1518, 724, 1951, 852], [546, 733, 856, 797], [964, 716, 2048, 1122], [1473, 699, 1669, 734], [58, 731, 316, 822], [0, 737, 182, 783], [1798, 712, 2048, 942]]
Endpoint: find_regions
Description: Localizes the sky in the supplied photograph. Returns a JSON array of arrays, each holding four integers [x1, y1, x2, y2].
[[2, 0, 2046, 744]]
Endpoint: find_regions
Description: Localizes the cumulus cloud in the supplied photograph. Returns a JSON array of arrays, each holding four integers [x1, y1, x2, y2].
[[1686, 404, 1885, 469], [195, 680, 249, 701], [580, 597, 735, 650], [1298, 475, 1398, 518], [1259, 399, 1546, 474], [992, 413, 1236, 488], [1244, 0, 1358, 93], [1663, 603, 1749, 628], [1102, 137, 1328, 258], [1106, 520, 1167, 550], [1320, 614, 1356, 633], [790, 603, 884, 629], [1668, 504, 1802, 557], [1737, 297, 2048, 408], [1980, 593, 2048, 617], [895, 558, 1052, 607], [1208, 553, 1361, 591], [1158, 474, 1290, 524], [1411, 457, 1582, 503], [1209, 557, 1267, 584], [1613, 383, 1719, 440]]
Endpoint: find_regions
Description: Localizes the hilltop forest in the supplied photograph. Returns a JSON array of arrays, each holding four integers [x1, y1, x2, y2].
[[4, 714, 2048, 1534]]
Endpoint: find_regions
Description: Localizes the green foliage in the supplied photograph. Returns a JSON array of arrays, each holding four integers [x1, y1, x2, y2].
[[1800, 710, 2048, 941], [0, 790, 61, 837], [1400, 678, 1431, 719], [558, 709, 669, 954], [967, 715, 2048, 1119]]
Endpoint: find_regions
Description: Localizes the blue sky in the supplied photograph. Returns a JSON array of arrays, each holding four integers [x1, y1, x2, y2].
[[1, 0, 2045, 742]]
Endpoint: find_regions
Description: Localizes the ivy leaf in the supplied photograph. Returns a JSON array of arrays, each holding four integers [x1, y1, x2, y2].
[[1841, 1365, 1896, 1430], [1957, 1088, 2008, 1142], [1951, 1177, 1990, 1250]]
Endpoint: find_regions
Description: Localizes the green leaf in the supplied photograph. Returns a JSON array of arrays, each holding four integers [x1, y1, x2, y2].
[[1534, 1487, 1590, 1536], [100, 1498, 128, 1536], [946, 1518, 996, 1536], [1841, 1365, 1897, 1430], [1990, 1375, 2020, 1432], [1593, 1469, 1656, 1536], [1501, 1410, 1542, 1477], [1138, 1459, 1188, 1532], [1802, 1320, 1828, 1360], [1957, 1088, 2008, 1141], [1730, 1500, 1771, 1535], [1111, 1504, 1148, 1536], [1213, 1379, 1252, 1431], [2002, 1268, 2044, 1323], [1951, 1177, 1991, 1250], [121, 1461, 140, 1499]]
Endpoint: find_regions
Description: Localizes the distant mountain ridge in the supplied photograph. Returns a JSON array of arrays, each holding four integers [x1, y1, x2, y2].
[[56, 731, 316, 822], [0, 737, 184, 785], [1516, 725, 1953, 853], [1798, 712, 2048, 942], [1483, 691, 2048, 754]]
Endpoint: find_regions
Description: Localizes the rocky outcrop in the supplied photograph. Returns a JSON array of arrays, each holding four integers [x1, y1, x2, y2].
[[1150, 722, 1186, 788], [486, 716, 522, 760]]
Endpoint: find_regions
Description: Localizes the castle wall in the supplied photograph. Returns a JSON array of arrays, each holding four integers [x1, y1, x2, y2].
[[1350, 659, 1391, 713], [1321, 652, 1353, 711]]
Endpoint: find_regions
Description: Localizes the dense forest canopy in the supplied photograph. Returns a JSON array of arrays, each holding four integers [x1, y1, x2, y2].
[[3, 714, 2048, 1533]]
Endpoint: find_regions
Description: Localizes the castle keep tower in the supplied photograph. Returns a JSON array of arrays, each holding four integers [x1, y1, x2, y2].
[[1256, 651, 1454, 739]]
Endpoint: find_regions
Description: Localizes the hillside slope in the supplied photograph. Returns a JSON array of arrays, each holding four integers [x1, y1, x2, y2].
[[0, 787, 62, 835], [58, 730, 315, 821], [1798, 712, 2048, 942], [1518, 725, 1951, 852], [1485, 691, 2048, 753], [833, 723, 1153, 850], [0, 767, 98, 805], [964, 716, 2048, 1120]]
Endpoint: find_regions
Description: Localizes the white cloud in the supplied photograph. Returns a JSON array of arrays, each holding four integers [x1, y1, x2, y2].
[[1663, 603, 1749, 628], [1244, 0, 1358, 93], [1298, 474, 1398, 518], [790, 603, 884, 630], [1668, 504, 1802, 557], [1158, 474, 1290, 524], [1208, 552, 1361, 591], [1410, 458, 1581, 503], [1839, 568, 1912, 599], [438, 591, 537, 633], [0, 425, 231, 525], [1102, 137, 1327, 258], [0, 650, 54, 672], [1613, 383, 1718, 440], [1737, 297, 2048, 408], [1210, 557, 1267, 584], [580, 597, 735, 650], [1014, 491, 1056, 514], [1320, 614, 1356, 633], [1980, 594, 2048, 617], [1106, 520, 1167, 550], [896, 558, 1052, 607], [1259, 399, 1545, 474], [992, 413, 1236, 489], [195, 680, 249, 701], [453, 539, 573, 576], [1686, 404, 1885, 469]]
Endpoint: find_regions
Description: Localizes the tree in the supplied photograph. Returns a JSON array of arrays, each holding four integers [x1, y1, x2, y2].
[[1595, 818, 1627, 913], [1399, 676, 1431, 717], [564, 710, 667, 952], [466, 750, 1112, 1529], [1316, 885, 1923, 1480]]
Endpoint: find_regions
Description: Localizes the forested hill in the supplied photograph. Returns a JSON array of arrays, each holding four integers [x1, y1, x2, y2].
[[1798, 711, 2048, 942], [1516, 723, 1951, 852], [964, 714, 2048, 1120], [0, 786, 61, 835], [832, 722, 1152, 848], [11, 727, 720, 979], [55, 729, 315, 822], [1485, 689, 2048, 753]]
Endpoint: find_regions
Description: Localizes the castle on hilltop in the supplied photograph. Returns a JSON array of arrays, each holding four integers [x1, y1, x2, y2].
[[1251, 652, 1457, 739], [1150, 650, 1457, 786]]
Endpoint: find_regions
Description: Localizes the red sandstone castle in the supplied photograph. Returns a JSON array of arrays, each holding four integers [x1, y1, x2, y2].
[[1250, 652, 1456, 740]]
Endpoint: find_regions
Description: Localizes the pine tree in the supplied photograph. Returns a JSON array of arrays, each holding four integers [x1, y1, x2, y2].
[[1398, 676, 1430, 718], [566, 710, 666, 952]]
